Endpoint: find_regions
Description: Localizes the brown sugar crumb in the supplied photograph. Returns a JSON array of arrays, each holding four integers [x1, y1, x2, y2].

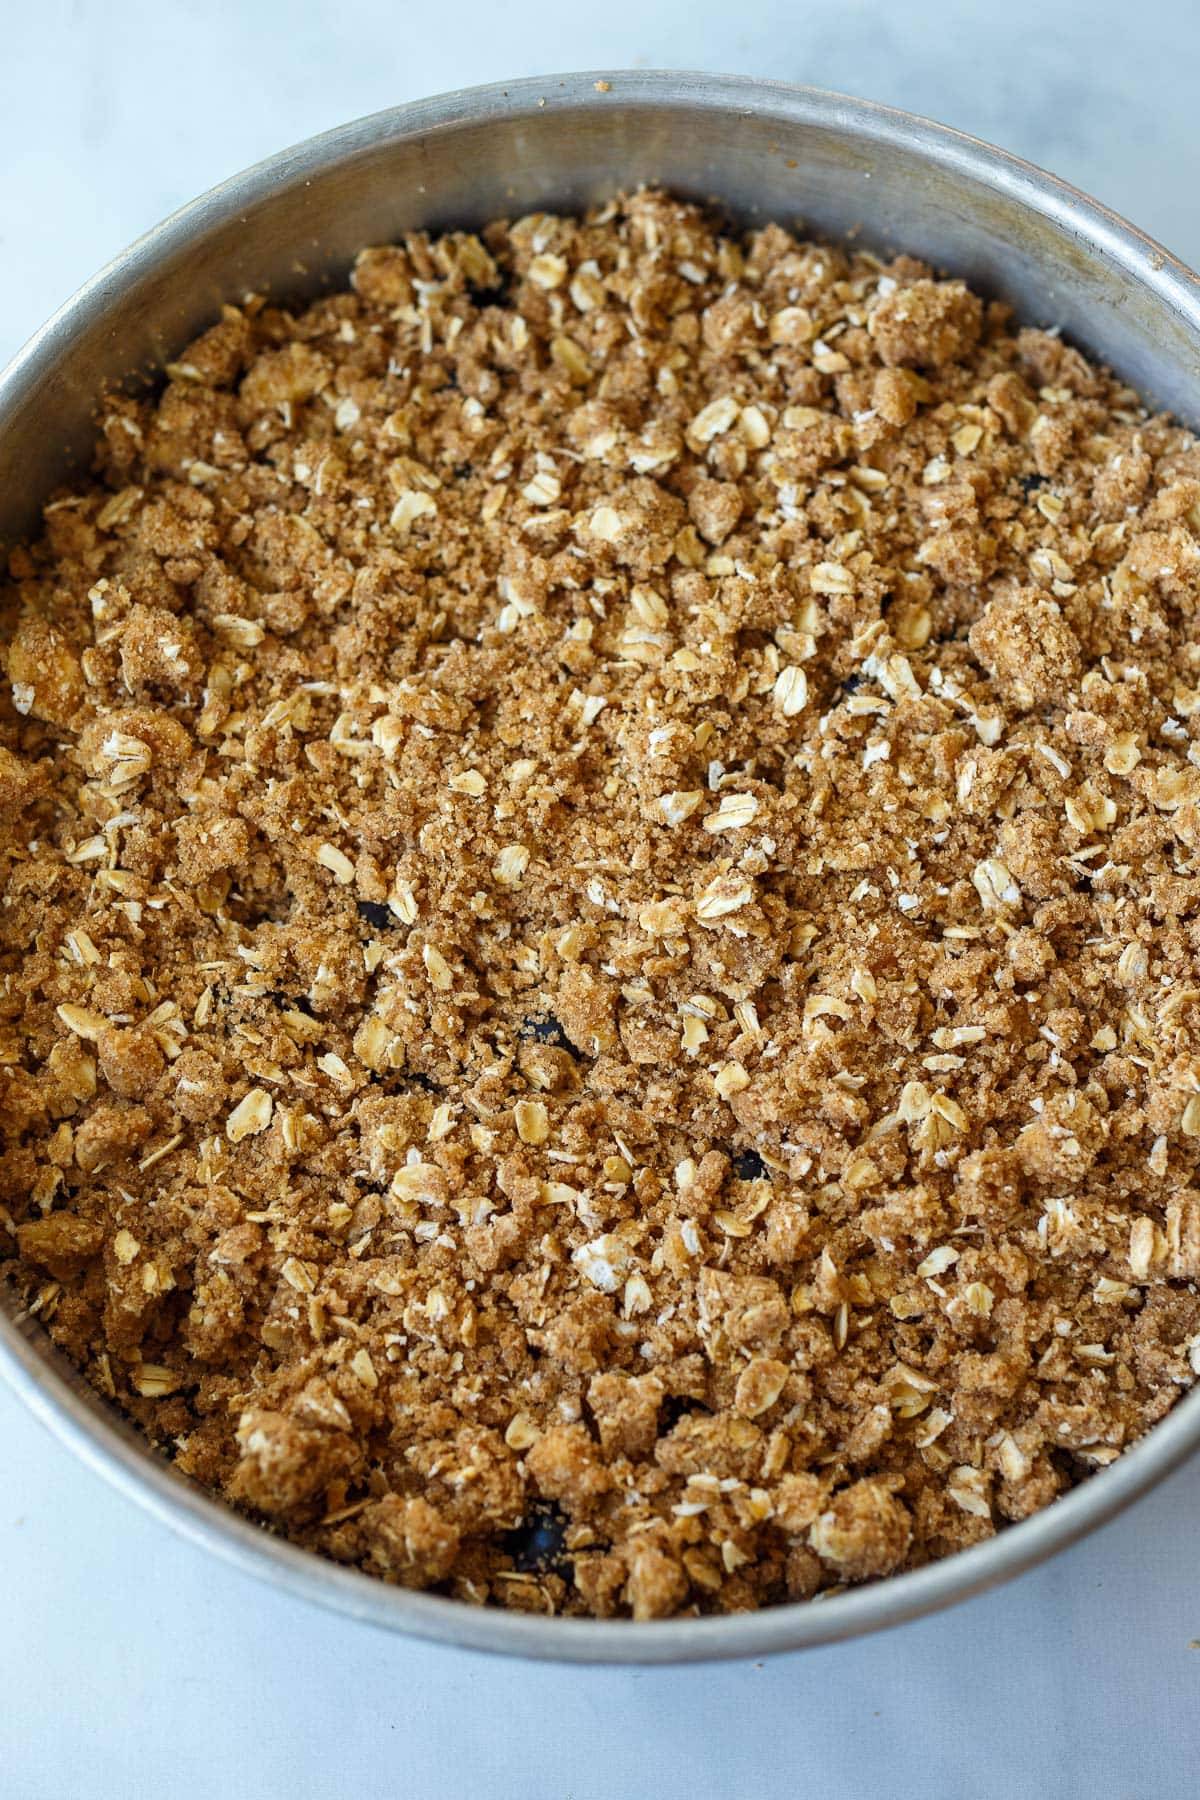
[[4, 190, 1200, 1621]]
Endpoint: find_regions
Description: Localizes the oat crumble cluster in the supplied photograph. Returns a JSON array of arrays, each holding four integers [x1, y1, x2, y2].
[[4, 191, 1200, 1620]]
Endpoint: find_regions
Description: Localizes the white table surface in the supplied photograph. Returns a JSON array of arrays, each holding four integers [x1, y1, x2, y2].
[[4, 3, 1200, 1794]]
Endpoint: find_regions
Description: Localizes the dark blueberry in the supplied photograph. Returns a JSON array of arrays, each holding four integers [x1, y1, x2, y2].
[[731, 1148, 770, 1183], [503, 1502, 571, 1574], [1020, 472, 1048, 497], [840, 671, 863, 697], [519, 1013, 573, 1051], [356, 899, 393, 931], [267, 989, 315, 1016], [659, 1394, 711, 1433], [468, 269, 513, 308]]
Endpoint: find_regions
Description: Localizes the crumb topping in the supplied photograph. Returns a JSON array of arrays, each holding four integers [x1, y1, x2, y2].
[[4, 191, 1200, 1619]]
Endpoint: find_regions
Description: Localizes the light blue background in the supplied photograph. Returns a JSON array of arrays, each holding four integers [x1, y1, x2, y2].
[[4, 3, 1200, 1794]]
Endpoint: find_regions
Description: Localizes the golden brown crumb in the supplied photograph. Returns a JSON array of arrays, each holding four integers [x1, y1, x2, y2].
[[4, 192, 1200, 1621]]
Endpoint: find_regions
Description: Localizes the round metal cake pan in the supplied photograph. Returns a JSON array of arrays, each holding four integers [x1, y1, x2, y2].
[[3, 73, 1200, 1664]]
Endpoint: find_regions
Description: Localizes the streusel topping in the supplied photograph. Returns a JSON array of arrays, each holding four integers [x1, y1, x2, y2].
[[4, 191, 1200, 1618]]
